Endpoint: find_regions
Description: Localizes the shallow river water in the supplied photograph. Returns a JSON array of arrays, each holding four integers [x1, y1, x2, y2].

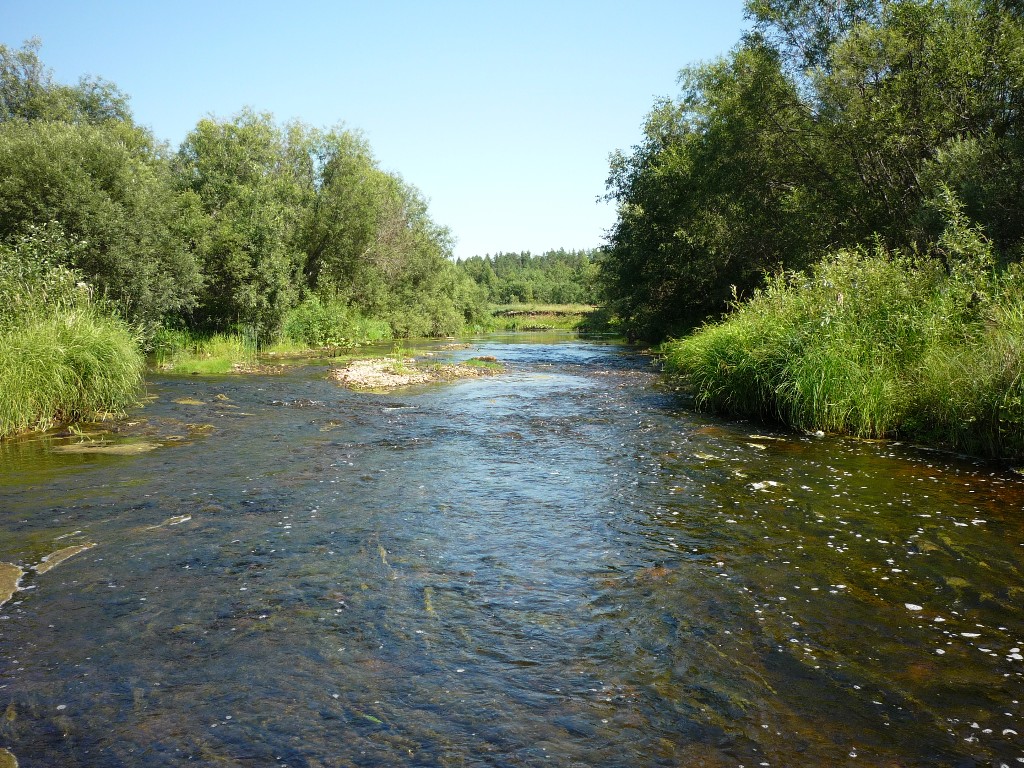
[[2, 335, 1024, 767]]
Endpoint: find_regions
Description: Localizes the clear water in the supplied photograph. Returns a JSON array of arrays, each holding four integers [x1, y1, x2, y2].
[[1, 335, 1023, 767]]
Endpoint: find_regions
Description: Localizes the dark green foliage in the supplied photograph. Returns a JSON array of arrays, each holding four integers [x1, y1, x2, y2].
[[0, 40, 487, 348], [174, 110, 304, 336], [175, 112, 486, 339], [0, 116, 201, 330]]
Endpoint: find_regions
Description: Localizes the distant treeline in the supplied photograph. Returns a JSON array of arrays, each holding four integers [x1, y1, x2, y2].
[[456, 249, 602, 306], [0, 39, 489, 345]]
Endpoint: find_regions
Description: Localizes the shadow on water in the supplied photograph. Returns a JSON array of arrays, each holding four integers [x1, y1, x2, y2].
[[1, 334, 1024, 766]]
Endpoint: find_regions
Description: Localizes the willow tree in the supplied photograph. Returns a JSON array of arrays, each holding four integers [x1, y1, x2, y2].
[[175, 110, 305, 336]]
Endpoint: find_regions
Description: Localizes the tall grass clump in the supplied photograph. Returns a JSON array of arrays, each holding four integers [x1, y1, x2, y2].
[[0, 223, 144, 437], [910, 265, 1024, 458], [0, 310, 143, 435], [663, 197, 1024, 460]]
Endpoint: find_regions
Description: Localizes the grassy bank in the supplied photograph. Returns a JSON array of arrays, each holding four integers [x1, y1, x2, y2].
[[152, 297, 395, 373], [662, 234, 1024, 461], [490, 304, 597, 331], [0, 309, 143, 437], [152, 331, 259, 374]]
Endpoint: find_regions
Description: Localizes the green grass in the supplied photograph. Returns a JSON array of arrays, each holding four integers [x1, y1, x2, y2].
[[460, 356, 504, 371], [662, 243, 1024, 461], [152, 331, 257, 375], [280, 297, 392, 348], [0, 309, 144, 438]]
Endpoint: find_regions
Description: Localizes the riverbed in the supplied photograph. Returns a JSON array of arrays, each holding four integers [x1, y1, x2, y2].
[[2, 335, 1023, 766]]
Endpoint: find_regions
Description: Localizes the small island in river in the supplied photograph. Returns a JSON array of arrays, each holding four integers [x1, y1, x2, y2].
[[330, 356, 504, 391]]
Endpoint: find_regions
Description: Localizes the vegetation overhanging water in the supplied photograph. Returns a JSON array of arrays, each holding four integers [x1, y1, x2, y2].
[[1, 335, 1024, 767]]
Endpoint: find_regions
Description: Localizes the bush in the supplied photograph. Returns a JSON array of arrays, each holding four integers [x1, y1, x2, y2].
[[280, 296, 392, 347]]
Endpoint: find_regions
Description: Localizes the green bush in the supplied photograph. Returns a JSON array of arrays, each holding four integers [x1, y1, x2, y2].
[[280, 296, 391, 347]]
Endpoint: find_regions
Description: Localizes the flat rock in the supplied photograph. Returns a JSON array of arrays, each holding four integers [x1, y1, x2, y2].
[[34, 543, 96, 575], [52, 442, 160, 455], [0, 563, 24, 609]]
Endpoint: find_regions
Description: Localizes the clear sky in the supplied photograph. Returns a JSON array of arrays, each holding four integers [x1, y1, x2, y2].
[[1, 1, 749, 260]]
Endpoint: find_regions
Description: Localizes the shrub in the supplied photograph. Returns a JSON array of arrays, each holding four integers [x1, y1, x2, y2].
[[281, 296, 391, 347]]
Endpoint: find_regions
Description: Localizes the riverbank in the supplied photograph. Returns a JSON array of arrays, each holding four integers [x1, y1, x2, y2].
[[662, 244, 1024, 462], [490, 304, 596, 332]]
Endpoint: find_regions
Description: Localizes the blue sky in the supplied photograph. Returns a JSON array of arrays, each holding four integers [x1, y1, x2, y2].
[[1, 1, 749, 260]]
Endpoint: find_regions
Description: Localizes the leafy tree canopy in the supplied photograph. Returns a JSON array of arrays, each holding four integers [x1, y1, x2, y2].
[[603, 0, 1024, 341]]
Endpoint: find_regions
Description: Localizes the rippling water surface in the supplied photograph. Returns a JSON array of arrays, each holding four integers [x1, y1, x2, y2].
[[2, 335, 1024, 767]]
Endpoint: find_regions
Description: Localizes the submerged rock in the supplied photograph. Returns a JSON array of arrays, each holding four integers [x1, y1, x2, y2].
[[0, 747, 18, 768], [0, 563, 24, 609], [34, 543, 96, 575], [52, 441, 160, 455], [146, 515, 192, 530]]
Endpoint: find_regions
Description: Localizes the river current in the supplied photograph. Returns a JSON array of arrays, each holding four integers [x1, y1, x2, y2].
[[2, 335, 1024, 767]]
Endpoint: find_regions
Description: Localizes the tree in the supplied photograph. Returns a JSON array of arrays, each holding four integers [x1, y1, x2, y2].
[[175, 110, 303, 335], [1, 39, 133, 126], [602, 0, 1024, 340], [0, 119, 200, 328]]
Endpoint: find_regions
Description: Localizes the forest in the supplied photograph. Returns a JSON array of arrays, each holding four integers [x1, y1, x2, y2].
[[600, 0, 1024, 459], [455, 249, 602, 306]]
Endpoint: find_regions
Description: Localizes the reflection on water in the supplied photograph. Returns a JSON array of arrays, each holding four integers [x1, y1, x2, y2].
[[1, 335, 1024, 766]]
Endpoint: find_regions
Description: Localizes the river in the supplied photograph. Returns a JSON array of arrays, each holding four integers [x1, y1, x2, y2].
[[1, 335, 1023, 767]]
